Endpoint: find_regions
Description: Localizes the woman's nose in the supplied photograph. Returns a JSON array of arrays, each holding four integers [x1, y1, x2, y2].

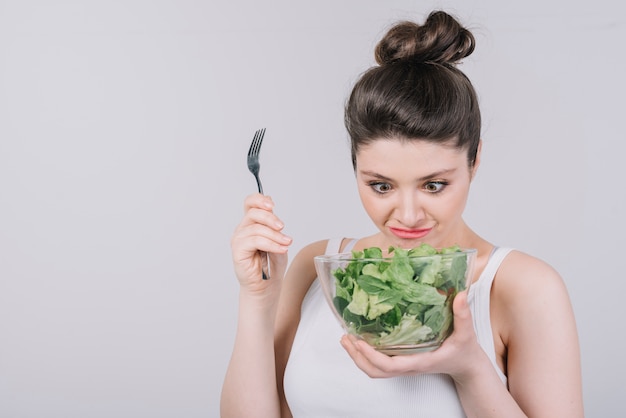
[[394, 191, 424, 226]]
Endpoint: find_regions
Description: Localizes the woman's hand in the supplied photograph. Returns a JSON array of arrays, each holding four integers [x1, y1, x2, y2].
[[231, 193, 292, 293], [340, 291, 487, 382]]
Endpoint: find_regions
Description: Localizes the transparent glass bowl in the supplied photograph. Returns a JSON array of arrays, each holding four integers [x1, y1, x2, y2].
[[314, 248, 476, 355]]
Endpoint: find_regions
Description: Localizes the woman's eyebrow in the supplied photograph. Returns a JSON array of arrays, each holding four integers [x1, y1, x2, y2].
[[359, 170, 393, 182], [359, 168, 457, 182]]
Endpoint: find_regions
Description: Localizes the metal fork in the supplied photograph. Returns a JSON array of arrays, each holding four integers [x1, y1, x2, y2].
[[247, 128, 266, 194], [247, 128, 269, 280]]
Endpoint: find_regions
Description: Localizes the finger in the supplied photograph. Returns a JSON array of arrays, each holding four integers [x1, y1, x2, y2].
[[238, 195, 287, 243], [342, 334, 443, 377], [233, 223, 292, 254], [340, 335, 399, 378], [243, 193, 274, 212], [233, 196, 292, 250], [340, 335, 379, 376], [451, 290, 472, 327], [240, 207, 286, 233], [231, 194, 291, 283], [439, 290, 478, 355]]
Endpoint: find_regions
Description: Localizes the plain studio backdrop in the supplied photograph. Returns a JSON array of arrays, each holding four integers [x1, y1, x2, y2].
[[0, 0, 624, 417]]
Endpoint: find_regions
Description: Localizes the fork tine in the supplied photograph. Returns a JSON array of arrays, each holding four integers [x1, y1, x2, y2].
[[255, 128, 265, 154], [248, 130, 260, 157], [252, 133, 261, 155], [248, 128, 266, 157]]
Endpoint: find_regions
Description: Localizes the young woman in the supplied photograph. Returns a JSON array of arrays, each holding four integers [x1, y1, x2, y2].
[[221, 10, 584, 418]]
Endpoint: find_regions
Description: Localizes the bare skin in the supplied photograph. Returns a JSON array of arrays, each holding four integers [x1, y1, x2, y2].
[[221, 139, 584, 418]]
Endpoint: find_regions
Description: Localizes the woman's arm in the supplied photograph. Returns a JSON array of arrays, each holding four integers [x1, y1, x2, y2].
[[220, 194, 328, 418], [340, 251, 584, 417], [341, 291, 529, 417], [490, 252, 584, 417], [221, 239, 327, 418], [220, 287, 284, 417], [220, 194, 291, 418]]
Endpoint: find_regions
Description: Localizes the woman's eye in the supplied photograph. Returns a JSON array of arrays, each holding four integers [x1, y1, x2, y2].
[[424, 181, 447, 193], [370, 182, 392, 194]]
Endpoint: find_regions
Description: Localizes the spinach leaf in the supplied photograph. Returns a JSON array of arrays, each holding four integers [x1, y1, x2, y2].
[[332, 243, 469, 348]]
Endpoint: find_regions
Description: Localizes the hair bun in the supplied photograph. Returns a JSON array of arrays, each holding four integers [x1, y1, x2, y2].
[[375, 11, 475, 66]]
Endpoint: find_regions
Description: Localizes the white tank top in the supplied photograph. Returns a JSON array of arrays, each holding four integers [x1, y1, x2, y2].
[[284, 238, 511, 417]]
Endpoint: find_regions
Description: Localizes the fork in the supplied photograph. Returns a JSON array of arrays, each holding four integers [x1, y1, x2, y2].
[[247, 128, 270, 280]]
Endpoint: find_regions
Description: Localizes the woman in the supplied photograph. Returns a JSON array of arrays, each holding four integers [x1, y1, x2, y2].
[[221, 10, 583, 417]]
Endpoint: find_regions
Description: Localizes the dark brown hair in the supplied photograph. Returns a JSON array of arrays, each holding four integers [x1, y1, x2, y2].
[[345, 10, 480, 168]]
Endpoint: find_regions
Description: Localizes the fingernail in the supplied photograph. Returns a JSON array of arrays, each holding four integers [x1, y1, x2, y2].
[[340, 335, 352, 348]]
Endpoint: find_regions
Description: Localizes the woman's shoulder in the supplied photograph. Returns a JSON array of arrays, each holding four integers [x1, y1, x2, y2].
[[496, 249, 563, 288], [490, 249, 580, 406], [492, 249, 572, 329], [285, 238, 355, 289], [291, 238, 356, 264], [290, 239, 330, 269], [284, 239, 332, 289]]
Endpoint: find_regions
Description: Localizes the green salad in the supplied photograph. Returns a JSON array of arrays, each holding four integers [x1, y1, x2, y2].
[[332, 243, 469, 347]]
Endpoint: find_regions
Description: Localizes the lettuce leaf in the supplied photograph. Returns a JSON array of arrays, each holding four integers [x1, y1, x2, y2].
[[332, 243, 468, 348]]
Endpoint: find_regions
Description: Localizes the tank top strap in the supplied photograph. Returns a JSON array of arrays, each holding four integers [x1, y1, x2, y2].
[[468, 246, 514, 384], [473, 247, 514, 291], [324, 238, 357, 255]]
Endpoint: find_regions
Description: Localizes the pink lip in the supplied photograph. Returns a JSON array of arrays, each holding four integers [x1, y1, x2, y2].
[[389, 227, 432, 240]]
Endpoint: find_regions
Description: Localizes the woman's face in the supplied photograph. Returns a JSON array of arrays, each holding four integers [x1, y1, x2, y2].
[[355, 138, 477, 249]]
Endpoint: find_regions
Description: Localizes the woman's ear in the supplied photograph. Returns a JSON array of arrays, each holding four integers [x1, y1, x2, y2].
[[471, 140, 482, 179]]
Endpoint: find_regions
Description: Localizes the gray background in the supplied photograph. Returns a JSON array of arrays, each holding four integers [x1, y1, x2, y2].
[[0, 0, 624, 417]]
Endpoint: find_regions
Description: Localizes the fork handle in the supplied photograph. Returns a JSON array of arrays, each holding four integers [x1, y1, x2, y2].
[[260, 250, 270, 280], [255, 177, 267, 279]]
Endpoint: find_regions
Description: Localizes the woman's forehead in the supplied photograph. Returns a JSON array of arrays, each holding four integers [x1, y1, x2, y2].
[[356, 139, 465, 165]]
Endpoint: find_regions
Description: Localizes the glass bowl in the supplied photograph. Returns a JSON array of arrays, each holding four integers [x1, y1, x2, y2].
[[314, 245, 477, 355]]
